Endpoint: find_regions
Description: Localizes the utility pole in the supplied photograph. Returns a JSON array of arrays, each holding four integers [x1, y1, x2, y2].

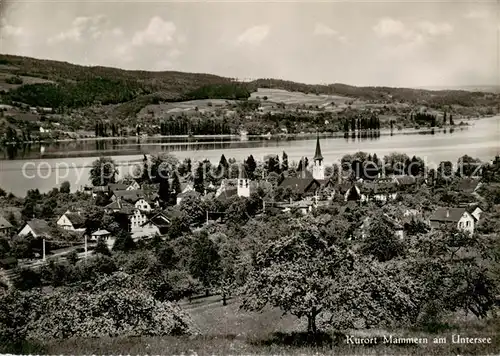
[[42, 238, 46, 261], [206, 210, 209, 225]]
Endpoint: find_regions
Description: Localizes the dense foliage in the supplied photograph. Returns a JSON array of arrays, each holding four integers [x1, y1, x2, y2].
[[184, 84, 251, 100], [0, 272, 196, 343], [4, 78, 142, 108]]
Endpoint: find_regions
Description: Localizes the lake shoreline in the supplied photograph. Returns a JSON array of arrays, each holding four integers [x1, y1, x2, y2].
[[1, 117, 483, 147]]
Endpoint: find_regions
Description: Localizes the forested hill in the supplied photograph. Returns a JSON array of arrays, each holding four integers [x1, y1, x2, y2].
[[247, 79, 499, 107], [0, 54, 498, 110]]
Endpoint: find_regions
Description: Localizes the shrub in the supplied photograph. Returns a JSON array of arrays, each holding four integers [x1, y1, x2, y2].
[[5, 76, 23, 85], [0, 274, 197, 342]]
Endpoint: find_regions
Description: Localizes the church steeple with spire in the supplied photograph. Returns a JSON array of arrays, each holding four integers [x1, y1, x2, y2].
[[312, 135, 325, 180], [237, 165, 250, 197]]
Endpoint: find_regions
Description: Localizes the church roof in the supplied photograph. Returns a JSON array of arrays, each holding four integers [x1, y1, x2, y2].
[[313, 136, 323, 161], [278, 177, 320, 194]]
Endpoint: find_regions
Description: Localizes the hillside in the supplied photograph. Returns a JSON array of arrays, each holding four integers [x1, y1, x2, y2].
[[0, 54, 498, 142]]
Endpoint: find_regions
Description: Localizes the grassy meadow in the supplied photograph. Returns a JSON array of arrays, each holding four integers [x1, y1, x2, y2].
[[42, 295, 500, 355]]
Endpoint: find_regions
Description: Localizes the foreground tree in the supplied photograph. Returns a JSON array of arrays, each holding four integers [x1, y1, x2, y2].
[[361, 216, 406, 262], [188, 232, 221, 296], [241, 225, 419, 334], [409, 229, 499, 322]]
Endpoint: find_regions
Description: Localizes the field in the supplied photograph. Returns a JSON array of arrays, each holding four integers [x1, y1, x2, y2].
[[250, 88, 353, 107], [137, 99, 236, 119], [0, 72, 54, 92], [42, 294, 500, 355]]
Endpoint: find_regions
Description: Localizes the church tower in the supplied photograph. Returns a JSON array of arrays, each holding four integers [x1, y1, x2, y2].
[[237, 165, 250, 197], [312, 136, 325, 180]]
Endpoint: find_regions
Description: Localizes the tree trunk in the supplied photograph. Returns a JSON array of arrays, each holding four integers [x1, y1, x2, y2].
[[205, 289, 209, 297], [222, 293, 227, 306], [307, 315, 317, 334], [307, 308, 318, 334]]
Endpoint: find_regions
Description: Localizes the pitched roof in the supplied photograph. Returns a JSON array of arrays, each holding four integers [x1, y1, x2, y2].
[[64, 213, 85, 229], [141, 212, 171, 228], [217, 187, 239, 201], [313, 136, 323, 161], [108, 183, 129, 192], [105, 199, 136, 215], [278, 177, 319, 194], [26, 219, 52, 237], [0, 215, 13, 230], [113, 189, 145, 203], [239, 165, 248, 179], [91, 229, 111, 237], [430, 207, 468, 223]]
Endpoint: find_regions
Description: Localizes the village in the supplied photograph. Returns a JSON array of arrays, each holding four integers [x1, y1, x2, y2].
[[0, 136, 498, 277]]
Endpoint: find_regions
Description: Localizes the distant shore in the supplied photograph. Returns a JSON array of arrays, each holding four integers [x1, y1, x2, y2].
[[0, 115, 490, 146]]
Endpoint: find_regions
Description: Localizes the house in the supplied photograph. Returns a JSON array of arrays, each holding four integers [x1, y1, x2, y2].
[[18, 219, 52, 238], [360, 180, 398, 202], [470, 206, 483, 221], [134, 197, 153, 212], [429, 207, 477, 234], [104, 198, 149, 235], [90, 229, 114, 249], [111, 189, 159, 209], [215, 179, 237, 198], [111, 189, 145, 203], [0, 215, 13, 236], [130, 209, 150, 234], [341, 183, 365, 202], [56, 211, 86, 232], [138, 212, 171, 238], [104, 199, 136, 214], [278, 177, 324, 197], [91, 229, 111, 241]]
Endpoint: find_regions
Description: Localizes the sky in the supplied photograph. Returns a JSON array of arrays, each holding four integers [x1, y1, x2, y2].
[[0, 0, 499, 88]]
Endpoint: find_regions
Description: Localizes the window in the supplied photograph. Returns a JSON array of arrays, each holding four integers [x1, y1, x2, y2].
[[466, 221, 470, 227], [459, 222, 464, 228]]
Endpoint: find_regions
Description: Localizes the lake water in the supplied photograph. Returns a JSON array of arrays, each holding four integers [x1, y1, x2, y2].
[[1, 116, 499, 197]]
